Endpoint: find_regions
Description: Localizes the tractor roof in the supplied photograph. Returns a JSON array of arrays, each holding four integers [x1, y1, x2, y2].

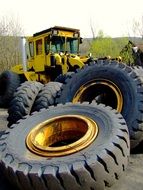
[[33, 26, 80, 37]]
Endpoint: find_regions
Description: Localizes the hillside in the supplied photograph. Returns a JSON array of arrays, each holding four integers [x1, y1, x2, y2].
[[79, 37, 143, 54]]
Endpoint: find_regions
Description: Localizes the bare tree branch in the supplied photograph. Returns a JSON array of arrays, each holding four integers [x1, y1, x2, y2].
[[0, 15, 24, 72]]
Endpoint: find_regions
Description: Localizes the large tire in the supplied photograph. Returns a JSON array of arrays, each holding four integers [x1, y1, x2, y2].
[[0, 103, 129, 190], [32, 82, 62, 112], [57, 60, 143, 149], [7, 81, 43, 127], [0, 71, 20, 107]]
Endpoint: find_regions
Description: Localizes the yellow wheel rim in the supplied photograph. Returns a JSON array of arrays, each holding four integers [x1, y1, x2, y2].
[[73, 79, 123, 113], [26, 115, 98, 157]]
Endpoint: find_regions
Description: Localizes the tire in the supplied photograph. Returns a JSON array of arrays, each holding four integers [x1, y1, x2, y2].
[[7, 81, 43, 127], [132, 66, 143, 81], [0, 71, 20, 107], [57, 60, 143, 149], [0, 103, 129, 190], [54, 72, 74, 83], [32, 82, 62, 112]]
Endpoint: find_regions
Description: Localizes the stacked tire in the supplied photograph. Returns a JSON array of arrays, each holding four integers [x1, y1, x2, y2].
[[32, 82, 62, 112], [7, 81, 62, 127], [7, 81, 43, 127]]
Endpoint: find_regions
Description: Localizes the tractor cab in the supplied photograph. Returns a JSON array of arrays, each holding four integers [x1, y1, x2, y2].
[[11, 26, 90, 83], [26, 26, 82, 75]]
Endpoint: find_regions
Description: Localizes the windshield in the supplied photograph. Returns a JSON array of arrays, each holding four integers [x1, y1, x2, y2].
[[46, 36, 79, 54], [51, 36, 64, 53], [66, 38, 79, 54]]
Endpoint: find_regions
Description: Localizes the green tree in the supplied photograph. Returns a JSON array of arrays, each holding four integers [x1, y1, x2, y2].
[[89, 30, 129, 60], [119, 40, 138, 65]]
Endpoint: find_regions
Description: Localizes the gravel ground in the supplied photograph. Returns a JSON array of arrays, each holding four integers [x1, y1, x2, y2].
[[0, 108, 143, 190], [0, 108, 8, 131]]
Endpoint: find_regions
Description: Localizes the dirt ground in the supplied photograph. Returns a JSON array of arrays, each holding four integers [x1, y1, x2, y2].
[[0, 108, 143, 190]]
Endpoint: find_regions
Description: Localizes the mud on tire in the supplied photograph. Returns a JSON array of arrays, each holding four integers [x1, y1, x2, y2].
[[0, 103, 129, 190]]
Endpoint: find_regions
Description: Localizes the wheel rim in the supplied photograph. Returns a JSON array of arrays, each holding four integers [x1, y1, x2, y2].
[[73, 79, 123, 112], [26, 115, 98, 157]]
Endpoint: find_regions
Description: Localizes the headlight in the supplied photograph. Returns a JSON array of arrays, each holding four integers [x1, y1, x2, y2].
[[52, 30, 58, 35], [73, 32, 79, 37]]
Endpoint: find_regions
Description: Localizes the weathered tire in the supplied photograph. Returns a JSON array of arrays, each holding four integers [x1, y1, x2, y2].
[[32, 82, 62, 112], [57, 60, 143, 149], [54, 72, 74, 83], [7, 81, 43, 127], [0, 103, 129, 190], [0, 71, 20, 107]]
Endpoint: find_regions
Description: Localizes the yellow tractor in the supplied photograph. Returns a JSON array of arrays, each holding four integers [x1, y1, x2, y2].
[[0, 26, 91, 107], [12, 26, 90, 82]]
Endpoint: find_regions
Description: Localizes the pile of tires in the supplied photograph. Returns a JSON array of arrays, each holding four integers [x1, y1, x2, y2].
[[7, 81, 62, 127], [1, 60, 143, 189]]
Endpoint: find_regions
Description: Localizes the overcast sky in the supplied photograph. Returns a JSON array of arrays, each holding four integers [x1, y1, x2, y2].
[[0, 0, 143, 37]]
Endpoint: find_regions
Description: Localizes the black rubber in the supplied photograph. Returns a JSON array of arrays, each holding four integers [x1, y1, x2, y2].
[[0, 131, 17, 189], [57, 60, 143, 149], [54, 72, 74, 84], [0, 71, 20, 107], [32, 82, 62, 112], [0, 103, 129, 190], [7, 81, 43, 127]]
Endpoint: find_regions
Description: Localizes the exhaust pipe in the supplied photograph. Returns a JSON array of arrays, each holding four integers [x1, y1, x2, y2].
[[21, 37, 27, 72]]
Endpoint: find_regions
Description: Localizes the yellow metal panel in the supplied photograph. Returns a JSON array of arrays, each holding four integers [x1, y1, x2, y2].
[[69, 56, 85, 68], [11, 64, 24, 74], [45, 54, 51, 67], [58, 31, 74, 37], [24, 72, 51, 83], [33, 38, 45, 72], [24, 71, 38, 81]]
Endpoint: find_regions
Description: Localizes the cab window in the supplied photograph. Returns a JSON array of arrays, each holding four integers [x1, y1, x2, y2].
[[66, 38, 79, 54], [36, 39, 42, 55], [51, 36, 64, 53]]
